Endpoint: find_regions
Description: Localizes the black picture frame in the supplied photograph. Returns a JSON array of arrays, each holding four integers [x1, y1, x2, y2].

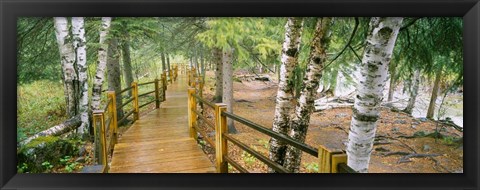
[[1, 0, 479, 189]]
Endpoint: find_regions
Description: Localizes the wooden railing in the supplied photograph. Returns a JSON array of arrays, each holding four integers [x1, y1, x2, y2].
[[186, 66, 356, 173], [92, 66, 179, 173]]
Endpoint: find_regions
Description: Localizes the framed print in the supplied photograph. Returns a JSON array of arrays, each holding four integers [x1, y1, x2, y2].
[[1, 0, 479, 189]]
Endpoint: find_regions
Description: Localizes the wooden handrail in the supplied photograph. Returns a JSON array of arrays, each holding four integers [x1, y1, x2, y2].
[[92, 75, 169, 173], [187, 74, 357, 173]]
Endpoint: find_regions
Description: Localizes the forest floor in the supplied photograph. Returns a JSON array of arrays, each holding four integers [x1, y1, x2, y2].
[[198, 71, 463, 173]]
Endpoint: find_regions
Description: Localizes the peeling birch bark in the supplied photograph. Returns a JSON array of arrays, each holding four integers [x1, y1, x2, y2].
[[283, 18, 332, 173], [347, 17, 403, 173], [91, 17, 112, 111], [268, 17, 304, 173], [54, 17, 78, 118], [403, 68, 421, 114], [71, 17, 89, 134], [19, 115, 81, 147]]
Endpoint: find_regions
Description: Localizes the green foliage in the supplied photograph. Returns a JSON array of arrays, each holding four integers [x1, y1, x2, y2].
[[17, 80, 67, 142], [17, 136, 82, 173], [41, 161, 53, 172], [241, 151, 256, 166], [65, 162, 78, 173], [304, 162, 319, 173]]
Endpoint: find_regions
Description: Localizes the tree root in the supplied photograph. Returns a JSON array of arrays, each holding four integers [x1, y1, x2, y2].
[[397, 153, 441, 164]]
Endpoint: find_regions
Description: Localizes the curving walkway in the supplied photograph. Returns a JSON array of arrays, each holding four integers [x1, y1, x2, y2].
[[109, 75, 215, 173]]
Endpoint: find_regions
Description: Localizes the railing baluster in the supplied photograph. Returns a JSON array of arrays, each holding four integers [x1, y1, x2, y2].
[[154, 78, 160, 108], [107, 91, 118, 152], [132, 82, 139, 121], [188, 88, 198, 140], [215, 103, 228, 173], [318, 145, 345, 173], [93, 110, 107, 172]]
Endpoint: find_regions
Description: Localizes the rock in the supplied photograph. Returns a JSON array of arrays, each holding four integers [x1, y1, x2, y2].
[[335, 113, 348, 118], [394, 120, 407, 124], [17, 136, 81, 173], [78, 146, 86, 156], [75, 156, 86, 163], [418, 117, 428, 122], [411, 125, 417, 129], [423, 144, 431, 152], [412, 121, 420, 125], [391, 127, 399, 132]]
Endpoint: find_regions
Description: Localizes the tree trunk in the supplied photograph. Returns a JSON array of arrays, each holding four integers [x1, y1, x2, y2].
[[71, 17, 89, 135], [167, 53, 171, 74], [387, 62, 396, 102], [283, 18, 331, 173], [213, 47, 223, 103], [347, 17, 403, 173], [200, 51, 205, 77], [107, 38, 125, 120], [268, 17, 304, 173], [53, 17, 78, 118], [426, 67, 442, 119], [19, 115, 81, 147], [121, 22, 134, 97], [222, 48, 238, 134], [403, 68, 421, 114], [161, 51, 167, 73], [91, 17, 112, 111]]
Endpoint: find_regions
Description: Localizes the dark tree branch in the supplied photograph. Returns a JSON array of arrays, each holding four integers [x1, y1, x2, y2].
[[322, 17, 359, 71]]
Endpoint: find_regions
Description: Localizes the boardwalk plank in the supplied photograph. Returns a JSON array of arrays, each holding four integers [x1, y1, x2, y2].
[[109, 75, 214, 173]]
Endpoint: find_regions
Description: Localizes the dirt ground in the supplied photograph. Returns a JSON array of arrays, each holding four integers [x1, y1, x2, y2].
[[197, 70, 463, 173]]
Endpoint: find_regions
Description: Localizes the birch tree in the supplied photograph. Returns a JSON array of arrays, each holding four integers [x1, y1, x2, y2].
[[403, 67, 421, 114], [346, 17, 403, 173], [283, 17, 332, 172], [71, 17, 89, 134], [53, 17, 78, 118], [91, 17, 112, 111], [268, 17, 304, 173]]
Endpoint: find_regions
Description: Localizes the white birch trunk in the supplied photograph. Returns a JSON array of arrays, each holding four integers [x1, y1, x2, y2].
[[54, 17, 78, 118], [283, 18, 332, 172], [71, 17, 89, 135], [268, 17, 304, 173], [91, 17, 112, 111], [19, 115, 81, 147], [403, 68, 421, 114], [347, 17, 403, 173], [222, 48, 238, 133]]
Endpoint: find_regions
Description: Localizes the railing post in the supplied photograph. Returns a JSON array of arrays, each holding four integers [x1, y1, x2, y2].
[[107, 91, 118, 150], [187, 88, 198, 140], [132, 82, 139, 121], [215, 103, 228, 173], [154, 78, 160, 108], [174, 66, 178, 81], [162, 72, 167, 90], [92, 110, 107, 169], [318, 145, 345, 173], [187, 70, 191, 86]]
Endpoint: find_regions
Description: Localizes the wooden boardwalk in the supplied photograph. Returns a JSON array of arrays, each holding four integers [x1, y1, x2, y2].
[[109, 75, 215, 173]]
